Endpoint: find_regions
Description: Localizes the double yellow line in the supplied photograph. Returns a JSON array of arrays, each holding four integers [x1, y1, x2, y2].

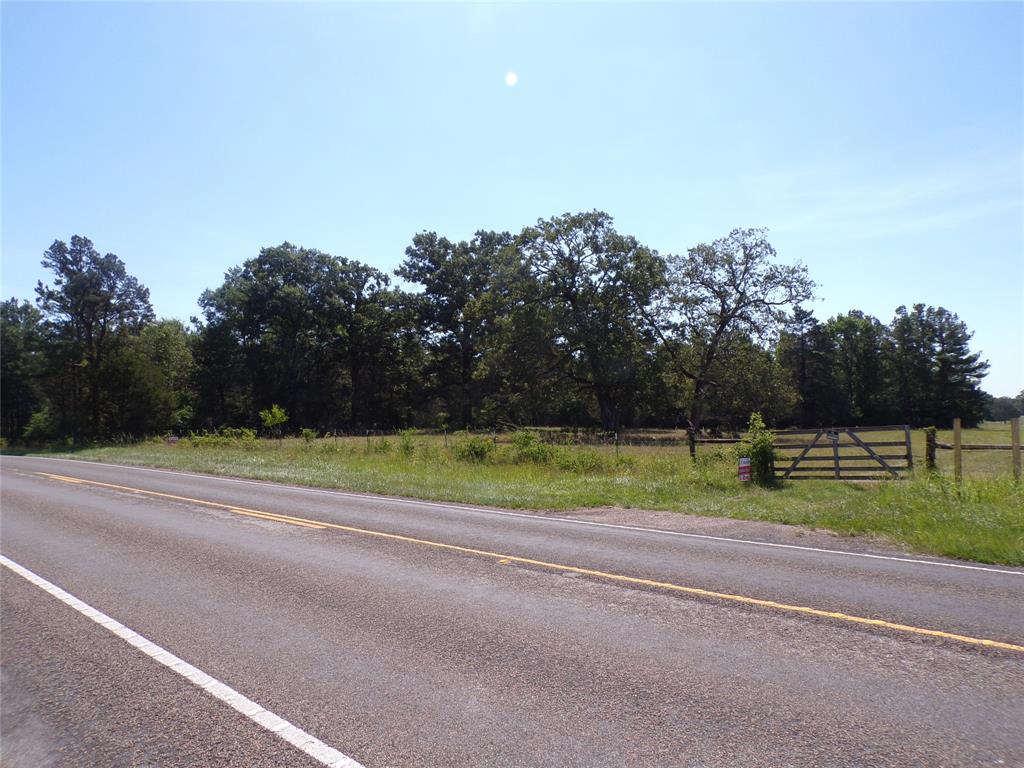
[[36, 471, 1024, 654]]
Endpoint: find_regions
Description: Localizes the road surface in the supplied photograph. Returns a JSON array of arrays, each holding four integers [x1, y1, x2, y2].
[[2, 455, 1022, 767]]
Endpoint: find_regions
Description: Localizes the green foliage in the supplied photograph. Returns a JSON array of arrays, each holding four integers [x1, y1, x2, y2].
[[184, 427, 257, 448], [553, 448, 606, 473], [22, 407, 59, 442], [34, 235, 154, 441], [777, 303, 990, 429], [301, 428, 317, 444], [197, 242, 417, 431], [6, 224, 995, 445], [509, 430, 556, 464], [1, 299, 45, 438], [452, 433, 496, 462], [398, 429, 417, 457], [56, 434, 1023, 565], [666, 227, 814, 447], [398, 231, 514, 428], [985, 395, 1022, 422], [736, 412, 778, 487], [517, 211, 667, 431], [103, 320, 196, 436], [258, 404, 288, 436]]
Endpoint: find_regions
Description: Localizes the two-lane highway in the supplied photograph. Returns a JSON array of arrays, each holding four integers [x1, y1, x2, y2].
[[2, 455, 1022, 766]]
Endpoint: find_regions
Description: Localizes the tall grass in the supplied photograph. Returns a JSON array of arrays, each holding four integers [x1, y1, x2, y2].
[[28, 428, 1024, 566]]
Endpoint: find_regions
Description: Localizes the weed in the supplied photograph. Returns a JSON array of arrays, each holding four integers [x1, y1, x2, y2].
[[452, 433, 495, 463], [398, 429, 417, 458], [33, 428, 1024, 565]]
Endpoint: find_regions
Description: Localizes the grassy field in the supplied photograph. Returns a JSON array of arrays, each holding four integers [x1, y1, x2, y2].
[[20, 423, 1023, 566]]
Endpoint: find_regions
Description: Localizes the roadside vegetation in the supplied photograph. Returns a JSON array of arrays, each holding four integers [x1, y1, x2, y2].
[[21, 423, 1022, 567], [5, 227, 1017, 565]]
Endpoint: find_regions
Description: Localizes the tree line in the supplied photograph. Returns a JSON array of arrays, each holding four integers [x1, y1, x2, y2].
[[1, 212, 1002, 447]]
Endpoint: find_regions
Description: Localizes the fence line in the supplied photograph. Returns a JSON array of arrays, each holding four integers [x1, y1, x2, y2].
[[927, 417, 1022, 483]]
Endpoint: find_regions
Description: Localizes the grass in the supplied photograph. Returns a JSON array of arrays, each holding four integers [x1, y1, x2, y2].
[[16, 424, 1022, 566]]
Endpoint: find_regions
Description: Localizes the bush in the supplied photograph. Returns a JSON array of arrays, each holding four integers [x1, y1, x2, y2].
[[510, 430, 555, 464], [398, 429, 417, 457], [185, 427, 257, 448], [554, 448, 606, 473], [300, 428, 317, 444], [736, 412, 778, 487], [452, 433, 495, 462], [258, 404, 288, 437], [22, 407, 59, 442]]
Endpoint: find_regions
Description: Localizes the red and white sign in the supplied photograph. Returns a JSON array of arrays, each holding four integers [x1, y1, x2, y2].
[[738, 457, 751, 481]]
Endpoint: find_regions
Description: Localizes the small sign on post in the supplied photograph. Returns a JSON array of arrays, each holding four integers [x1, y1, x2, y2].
[[738, 457, 751, 482]]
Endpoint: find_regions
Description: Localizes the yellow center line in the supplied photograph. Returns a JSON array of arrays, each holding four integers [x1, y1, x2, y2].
[[35, 471, 1024, 654], [36, 472, 324, 531], [228, 508, 328, 530]]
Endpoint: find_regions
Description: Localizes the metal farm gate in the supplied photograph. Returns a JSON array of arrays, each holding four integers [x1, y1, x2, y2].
[[774, 426, 913, 480]]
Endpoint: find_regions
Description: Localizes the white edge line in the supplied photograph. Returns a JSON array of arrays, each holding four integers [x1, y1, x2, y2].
[[7, 455, 1023, 577], [0, 554, 366, 768]]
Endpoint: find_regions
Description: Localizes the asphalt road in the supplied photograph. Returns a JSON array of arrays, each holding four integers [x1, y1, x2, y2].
[[2, 455, 1022, 767]]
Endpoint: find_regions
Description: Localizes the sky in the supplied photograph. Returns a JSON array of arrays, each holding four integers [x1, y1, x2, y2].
[[2, 2, 1022, 396]]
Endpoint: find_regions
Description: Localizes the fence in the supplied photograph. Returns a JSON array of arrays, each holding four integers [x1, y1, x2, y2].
[[687, 425, 913, 480], [927, 417, 1021, 483], [771, 426, 913, 480]]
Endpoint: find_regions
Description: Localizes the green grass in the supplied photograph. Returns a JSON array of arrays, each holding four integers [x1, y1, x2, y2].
[[22, 426, 1023, 566]]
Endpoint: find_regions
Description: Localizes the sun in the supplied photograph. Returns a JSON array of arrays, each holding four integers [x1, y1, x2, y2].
[[504, 71, 518, 87]]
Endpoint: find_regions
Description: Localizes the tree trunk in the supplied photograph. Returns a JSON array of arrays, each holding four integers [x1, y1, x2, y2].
[[350, 359, 363, 428], [686, 380, 708, 459], [596, 387, 619, 432], [460, 341, 473, 428]]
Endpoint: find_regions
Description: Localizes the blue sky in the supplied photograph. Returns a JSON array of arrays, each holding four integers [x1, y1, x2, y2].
[[2, 2, 1021, 396]]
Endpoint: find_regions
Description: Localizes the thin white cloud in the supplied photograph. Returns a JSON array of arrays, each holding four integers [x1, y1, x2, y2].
[[742, 146, 1023, 240]]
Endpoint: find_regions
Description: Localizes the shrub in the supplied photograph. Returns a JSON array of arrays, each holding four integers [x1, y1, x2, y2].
[[22, 407, 59, 442], [510, 430, 555, 464], [453, 433, 495, 462], [300, 428, 317, 444], [736, 412, 778, 487], [184, 427, 257, 448], [398, 429, 417, 457], [554, 448, 607, 473], [258, 404, 288, 437]]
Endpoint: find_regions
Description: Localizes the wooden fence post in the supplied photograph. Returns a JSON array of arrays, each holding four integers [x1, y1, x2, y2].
[[1012, 416, 1021, 482], [953, 417, 962, 485], [924, 427, 936, 471], [904, 425, 913, 471]]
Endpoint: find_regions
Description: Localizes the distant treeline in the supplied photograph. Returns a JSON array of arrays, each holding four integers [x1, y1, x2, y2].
[[1, 212, 1008, 446]]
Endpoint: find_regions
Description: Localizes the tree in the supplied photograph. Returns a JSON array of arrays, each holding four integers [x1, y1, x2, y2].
[[776, 307, 845, 426], [259, 403, 288, 437], [198, 243, 350, 427], [665, 228, 814, 455], [0, 298, 46, 438], [197, 243, 419, 431], [513, 212, 665, 431], [889, 304, 935, 426], [986, 395, 1022, 422], [930, 307, 988, 427], [104, 320, 195, 434], [887, 304, 989, 427], [825, 311, 894, 425], [397, 230, 514, 428], [701, 334, 798, 431], [34, 236, 154, 441]]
